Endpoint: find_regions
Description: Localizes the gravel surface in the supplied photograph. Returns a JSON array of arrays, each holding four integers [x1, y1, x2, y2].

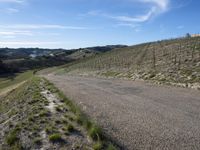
[[45, 74, 200, 150]]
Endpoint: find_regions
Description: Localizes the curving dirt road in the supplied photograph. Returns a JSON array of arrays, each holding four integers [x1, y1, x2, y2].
[[44, 74, 200, 150]]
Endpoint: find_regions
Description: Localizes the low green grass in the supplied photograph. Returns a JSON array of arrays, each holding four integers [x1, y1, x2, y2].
[[67, 124, 75, 132], [49, 134, 63, 143], [107, 144, 117, 150], [6, 127, 21, 146], [0, 71, 34, 90], [33, 137, 42, 145], [101, 71, 120, 77], [93, 142, 103, 150]]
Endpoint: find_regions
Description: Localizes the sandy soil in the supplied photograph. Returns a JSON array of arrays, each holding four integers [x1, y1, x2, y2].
[[45, 74, 200, 150]]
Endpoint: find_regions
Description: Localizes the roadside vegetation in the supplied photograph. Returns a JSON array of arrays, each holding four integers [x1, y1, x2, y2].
[[0, 75, 118, 149]]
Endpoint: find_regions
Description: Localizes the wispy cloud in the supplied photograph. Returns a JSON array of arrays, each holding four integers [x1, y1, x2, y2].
[[0, 30, 32, 36], [109, 7, 156, 23], [0, 8, 19, 13], [177, 25, 184, 29], [0, 41, 61, 46], [111, 0, 169, 23], [139, 0, 169, 12], [116, 23, 139, 28], [0, 24, 89, 30], [115, 23, 141, 32], [0, 0, 25, 3], [0, 41, 60, 45], [84, 0, 170, 27]]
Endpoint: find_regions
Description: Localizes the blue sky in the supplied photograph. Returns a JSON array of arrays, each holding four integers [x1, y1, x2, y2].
[[0, 0, 199, 49]]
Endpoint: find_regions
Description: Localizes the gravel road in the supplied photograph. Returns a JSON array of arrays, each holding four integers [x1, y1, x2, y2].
[[45, 74, 200, 150]]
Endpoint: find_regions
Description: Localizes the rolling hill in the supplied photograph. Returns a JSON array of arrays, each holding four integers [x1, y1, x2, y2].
[[0, 45, 126, 75], [57, 37, 200, 89]]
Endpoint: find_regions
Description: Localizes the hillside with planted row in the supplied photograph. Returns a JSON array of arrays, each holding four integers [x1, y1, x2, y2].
[[60, 37, 200, 89]]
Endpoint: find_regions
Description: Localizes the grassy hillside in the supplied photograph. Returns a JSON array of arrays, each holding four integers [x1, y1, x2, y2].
[[0, 71, 33, 90], [59, 37, 200, 89], [0, 76, 117, 150], [0, 71, 34, 97]]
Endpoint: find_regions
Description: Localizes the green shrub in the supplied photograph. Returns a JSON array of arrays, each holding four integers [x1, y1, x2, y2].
[[89, 125, 102, 141], [34, 138, 42, 145], [107, 144, 117, 150], [49, 134, 62, 143], [6, 130, 19, 145], [67, 124, 74, 132], [56, 106, 62, 112], [55, 119, 61, 124], [45, 126, 56, 134], [93, 142, 103, 150]]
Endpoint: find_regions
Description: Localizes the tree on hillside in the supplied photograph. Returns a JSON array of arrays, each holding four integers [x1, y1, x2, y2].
[[0, 59, 7, 74], [186, 33, 191, 38]]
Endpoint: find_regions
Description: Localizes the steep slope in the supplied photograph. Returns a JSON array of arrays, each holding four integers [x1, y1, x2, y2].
[[59, 37, 200, 89]]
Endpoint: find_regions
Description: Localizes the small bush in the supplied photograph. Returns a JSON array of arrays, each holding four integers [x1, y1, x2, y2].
[[85, 121, 92, 131], [76, 113, 87, 125], [107, 144, 117, 150], [55, 119, 61, 124], [56, 106, 62, 112], [49, 134, 62, 143], [45, 126, 56, 134], [62, 118, 68, 124], [28, 116, 34, 122], [39, 110, 50, 117], [89, 125, 102, 141], [34, 138, 42, 145], [6, 131, 19, 145], [93, 142, 103, 150], [67, 124, 74, 132]]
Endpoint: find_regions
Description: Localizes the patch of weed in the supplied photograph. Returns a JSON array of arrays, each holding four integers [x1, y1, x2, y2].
[[88, 125, 102, 141], [34, 137, 42, 145], [93, 142, 103, 150], [67, 124, 75, 132], [49, 134, 63, 143], [106, 144, 117, 150]]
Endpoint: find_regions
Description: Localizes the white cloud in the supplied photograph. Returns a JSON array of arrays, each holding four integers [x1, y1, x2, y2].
[[0, 41, 60, 45], [115, 23, 141, 32], [0, 41, 61, 47], [85, 0, 170, 25], [139, 0, 169, 12], [0, 24, 89, 30], [0, 0, 24, 3], [1, 0, 24, 3], [116, 23, 139, 28], [2, 35, 16, 39], [177, 25, 184, 29], [1, 8, 19, 13], [113, 0, 170, 23], [0, 30, 33, 36], [110, 7, 156, 23]]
